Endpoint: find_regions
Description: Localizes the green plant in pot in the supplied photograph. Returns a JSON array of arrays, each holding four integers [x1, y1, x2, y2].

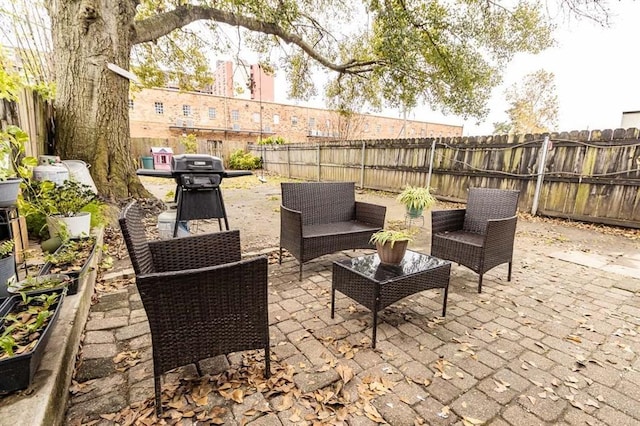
[[19, 179, 105, 239], [397, 185, 437, 219], [0, 125, 37, 207], [369, 228, 415, 266]]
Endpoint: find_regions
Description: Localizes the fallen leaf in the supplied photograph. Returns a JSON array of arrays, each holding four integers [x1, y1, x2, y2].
[[585, 399, 600, 408], [336, 363, 354, 384], [437, 406, 450, 419], [463, 417, 485, 425], [566, 335, 582, 343]]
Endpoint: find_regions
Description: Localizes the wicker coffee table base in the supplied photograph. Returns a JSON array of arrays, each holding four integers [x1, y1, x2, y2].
[[331, 252, 451, 348]]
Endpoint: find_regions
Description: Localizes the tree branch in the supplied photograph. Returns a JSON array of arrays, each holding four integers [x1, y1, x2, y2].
[[132, 5, 385, 74]]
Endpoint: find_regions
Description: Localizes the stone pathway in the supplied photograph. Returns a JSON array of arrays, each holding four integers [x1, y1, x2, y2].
[[65, 224, 640, 425]]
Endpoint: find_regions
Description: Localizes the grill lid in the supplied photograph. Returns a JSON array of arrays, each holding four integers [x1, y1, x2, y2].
[[171, 154, 224, 173]]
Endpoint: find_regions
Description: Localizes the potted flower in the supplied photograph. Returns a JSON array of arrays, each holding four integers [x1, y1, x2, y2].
[[0, 289, 66, 393], [369, 228, 415, 265], [397, 185, 437, 219], [0, 240, 16, 302], [0, 125, 37, 207]]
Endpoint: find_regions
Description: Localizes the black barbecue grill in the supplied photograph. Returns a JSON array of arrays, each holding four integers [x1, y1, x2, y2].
[[136, 154, 252, 236]]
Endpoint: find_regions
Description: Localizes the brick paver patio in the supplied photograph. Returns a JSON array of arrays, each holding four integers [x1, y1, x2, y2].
[[65, 215, 640, 426]]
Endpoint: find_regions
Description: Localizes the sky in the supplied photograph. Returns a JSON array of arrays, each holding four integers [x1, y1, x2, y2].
[[270, 2, 640, 137]]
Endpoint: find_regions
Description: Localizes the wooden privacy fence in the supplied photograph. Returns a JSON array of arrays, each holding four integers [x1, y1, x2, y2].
[[249, 128, 640, 228], [0, 88, 51, 159]]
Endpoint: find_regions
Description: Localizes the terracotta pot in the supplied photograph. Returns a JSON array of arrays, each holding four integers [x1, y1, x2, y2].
[[376, 240, 409, 265]]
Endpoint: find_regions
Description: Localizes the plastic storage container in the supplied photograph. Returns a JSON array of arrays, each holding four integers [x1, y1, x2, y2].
[[157, 211, 189, 239], [33, 164, 69, 185], [141, 156, 154, 170]]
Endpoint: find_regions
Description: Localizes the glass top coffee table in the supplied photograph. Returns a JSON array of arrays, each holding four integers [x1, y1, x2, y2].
[[331, 250, 451, 348]]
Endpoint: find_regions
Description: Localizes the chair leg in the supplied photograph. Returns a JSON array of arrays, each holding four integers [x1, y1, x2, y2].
[[265, 347, 271, 378], [154, 375, 162, 416], [298, 263, 303, 281], [478, 274, 483, 293], [508, 262, 513, 282], [279, 247, 283, 264]]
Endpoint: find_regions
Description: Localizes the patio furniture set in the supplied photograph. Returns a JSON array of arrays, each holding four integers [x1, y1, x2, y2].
[[118, 182, 519, 415]]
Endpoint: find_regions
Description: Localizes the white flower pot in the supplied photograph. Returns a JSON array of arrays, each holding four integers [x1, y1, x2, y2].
[[46, 212, 91, 239]]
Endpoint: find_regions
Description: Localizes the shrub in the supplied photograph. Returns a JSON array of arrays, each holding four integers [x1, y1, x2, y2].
[[258, 135, 286, 145], [228, 149, 261, 170]]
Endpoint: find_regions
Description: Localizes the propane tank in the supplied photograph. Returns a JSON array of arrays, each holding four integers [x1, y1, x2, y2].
[[33, 155, 69, 185]]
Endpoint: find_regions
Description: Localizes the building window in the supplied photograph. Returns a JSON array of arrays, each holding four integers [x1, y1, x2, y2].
[[376, 125, 381, 133], [326, 119, 331, 129], [273, 114, 280, 124], [232, 123, 240, 130], [231, 110, 239, 121], [154, 102, 164, 115], [208, 107, 216, 119], [309, 117, 315, 128], [182, 105, 191, 117], [128, 100, 134, 110], [252, 113, 260, 123], [264, 125, 271, 132], [292, 116, 298, 126], [364, 123, 369, 132]]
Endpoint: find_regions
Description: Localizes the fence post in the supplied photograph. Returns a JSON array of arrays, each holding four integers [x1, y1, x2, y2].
[[287, 145, 291, 178], [317, 144, 321, 182], [426, 138, 436, 189], [360, 141, 366, 189], [531, 135, 550, 216]]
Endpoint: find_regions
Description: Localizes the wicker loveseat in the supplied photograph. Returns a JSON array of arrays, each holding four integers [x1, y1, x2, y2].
[[280, 182, 387, 280], [431, 188, 520, 293]]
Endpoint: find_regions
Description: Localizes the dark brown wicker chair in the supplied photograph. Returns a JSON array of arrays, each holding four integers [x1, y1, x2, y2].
[[280, 182, 386, 280], [431, 188, 520, 293], [118, 201, 270, 415]]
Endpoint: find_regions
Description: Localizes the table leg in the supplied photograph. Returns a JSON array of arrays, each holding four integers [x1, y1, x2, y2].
[[442, 285, 449, 317], [372, 310, 378, 349], [331, 287, 335, 319]]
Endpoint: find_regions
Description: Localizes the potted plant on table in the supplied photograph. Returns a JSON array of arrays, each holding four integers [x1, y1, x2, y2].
[[369, 228, 415, 266], [397, 185, 437, 219], [0, 125, 37, 207], [0, 289, 66, 393]]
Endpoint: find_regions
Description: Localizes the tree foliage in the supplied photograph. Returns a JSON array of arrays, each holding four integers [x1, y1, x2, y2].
[[3, 0, 611, 197], [493, 69, 559, 134]]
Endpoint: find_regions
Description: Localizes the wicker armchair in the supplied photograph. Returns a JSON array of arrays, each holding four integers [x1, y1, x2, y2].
[[280, 182, 386, 280], [431, 188, 520, 293], [118, 201, 270, 415]]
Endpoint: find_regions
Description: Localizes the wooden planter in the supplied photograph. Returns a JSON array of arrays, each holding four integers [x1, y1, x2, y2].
[[38, 237, 97, 296], [0, 288, 66, 393]]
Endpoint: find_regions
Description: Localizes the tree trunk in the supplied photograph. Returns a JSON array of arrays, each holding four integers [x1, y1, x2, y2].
[[47, 0, 149, 200]]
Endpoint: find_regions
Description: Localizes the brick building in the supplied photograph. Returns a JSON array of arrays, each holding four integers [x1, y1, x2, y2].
[[128, 87, 463, 161]]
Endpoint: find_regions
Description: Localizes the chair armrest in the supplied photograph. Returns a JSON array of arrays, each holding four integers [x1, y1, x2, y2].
[[280, 204, 303, 241], [431, 209, 466, 234], [484, 215, 518, 250], [355, 202, 386, 227], [148, 229, 241, 272]]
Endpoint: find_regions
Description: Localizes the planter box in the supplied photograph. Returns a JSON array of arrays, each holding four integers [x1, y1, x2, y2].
[[0, 288, 66, 393], [39, 237, 97, 296]]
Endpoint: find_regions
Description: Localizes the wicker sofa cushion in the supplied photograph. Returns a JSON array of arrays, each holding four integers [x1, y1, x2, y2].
[[304, 221, 381, 238]]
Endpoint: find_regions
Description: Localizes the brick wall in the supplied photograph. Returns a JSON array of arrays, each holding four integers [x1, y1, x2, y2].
[[129, 87, 463, 158]]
